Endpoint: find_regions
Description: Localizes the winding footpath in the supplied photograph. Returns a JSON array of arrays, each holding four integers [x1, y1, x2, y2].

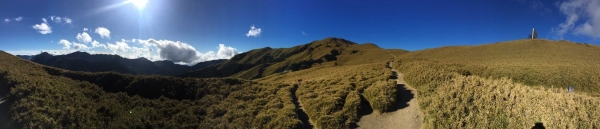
[[356, 55, 424, 129], [291, 84, 315, 129]]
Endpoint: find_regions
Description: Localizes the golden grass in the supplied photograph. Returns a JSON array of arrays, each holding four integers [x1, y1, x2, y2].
[[395, 57, 600, 128], [259, 60, 397, 128], [0, 51, 305, 128], [400, 39, 600, 96]]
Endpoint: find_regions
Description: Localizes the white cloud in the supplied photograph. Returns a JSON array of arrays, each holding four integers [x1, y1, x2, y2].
[[107, 39, 131, 52], [72, 43, 90, 50], [217, 44, 238, 58], [4, 16, 24, 23], [76, 32, 93, 43], [42, 18, 47, 23], [139, 39, 239, 63], [83, 28, 88, 31], [95, 27, 111, 39], [58, 39, 72, 49], [245, 25, 262, 37], [64, 17, 72, 24], [553, 0, 600, 39], [32, 21, 52, 34], [14, 17, 23, 21], [148, 39, 200, 63], [43, 50, 61, 55], [51, 38, 239, 64], [49, 16, 71, 24], [302, 31, 307, 36], [91, 40, 107, 49], [56, 17, 62, 22], [51, 16, 62, 23]]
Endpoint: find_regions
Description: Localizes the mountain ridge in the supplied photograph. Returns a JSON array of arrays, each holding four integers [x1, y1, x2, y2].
[[182, 37, 402, 79], [17, 51, 225, 76]]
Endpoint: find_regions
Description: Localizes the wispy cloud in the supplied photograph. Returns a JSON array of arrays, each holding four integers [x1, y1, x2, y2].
[[64, 17, 72, 24], [83, 28, 88, 31], [32, 18, 52, 34], [4, 16, 24, 23], [58, 39, 72, 49], [72, 43, 90, 50], [49, 16, 72, 24], [302, 31, 307, 36], [553, 0, 600, 39], [58, 39, 90, 50], [107, 39, 131, 52], [245, 25, 262, 37], [91, 40, 107, 49], [14, 16, 23, 21], [95, 27, 111, 39]]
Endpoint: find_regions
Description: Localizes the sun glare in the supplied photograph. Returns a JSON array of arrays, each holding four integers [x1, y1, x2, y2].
[[128, 0, 148, 9]]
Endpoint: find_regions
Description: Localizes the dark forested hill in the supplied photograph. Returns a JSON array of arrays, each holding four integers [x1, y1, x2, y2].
[[19, 51, 225, 76]]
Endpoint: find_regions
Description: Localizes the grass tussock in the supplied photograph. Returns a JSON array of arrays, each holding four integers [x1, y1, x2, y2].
[[267, 61, 397, 128], [396, 58, 600, 128]]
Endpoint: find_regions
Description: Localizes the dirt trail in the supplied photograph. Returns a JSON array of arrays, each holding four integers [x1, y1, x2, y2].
[[291, 84, 315, 129], [356, 60, 423, 129]]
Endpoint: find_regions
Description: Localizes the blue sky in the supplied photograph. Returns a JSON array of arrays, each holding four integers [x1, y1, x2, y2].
[[2, 0, 600, 64]]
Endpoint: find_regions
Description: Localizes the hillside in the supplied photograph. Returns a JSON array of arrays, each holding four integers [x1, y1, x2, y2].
[[394, 39, 600, 128], [183, 37, 408, 79], [21, 51, 225, 76], [0, 50, 303, 128], [400, 39, 600, 96], [0, 38, 411, 128], [5, 37, 600, 128]]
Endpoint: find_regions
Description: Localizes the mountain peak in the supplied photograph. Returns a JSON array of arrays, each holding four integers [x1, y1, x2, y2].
[[310, 37, 357, 47], [39, 52, 52, 56]]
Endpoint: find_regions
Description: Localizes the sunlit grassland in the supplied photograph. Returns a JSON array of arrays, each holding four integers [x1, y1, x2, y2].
[[396, 49, 600, 128], [401, 39, 600, 96], [258, 60, 398, 128]]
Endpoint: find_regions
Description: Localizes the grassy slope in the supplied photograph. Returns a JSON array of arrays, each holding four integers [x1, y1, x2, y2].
[[395, 39, 600, 128], [186, 37, 403, 80], [256, 45, 401, 128], [0, 38, 410, 129], [401, 39, 600, 96], [0, 51, 304, 128]]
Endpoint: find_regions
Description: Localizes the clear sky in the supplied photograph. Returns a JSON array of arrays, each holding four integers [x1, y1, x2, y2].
[[1, 0, 599, 64]]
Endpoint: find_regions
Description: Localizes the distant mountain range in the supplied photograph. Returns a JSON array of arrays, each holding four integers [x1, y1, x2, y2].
[[13, 37, 407, 79], [17, 51, 225, 76]]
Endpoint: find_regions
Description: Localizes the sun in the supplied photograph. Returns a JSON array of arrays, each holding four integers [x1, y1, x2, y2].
[[128, 0, 148, 9]]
